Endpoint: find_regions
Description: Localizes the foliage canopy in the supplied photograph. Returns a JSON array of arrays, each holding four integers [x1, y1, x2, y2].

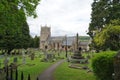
[[93, 20, 120, 50], [0, 0, 40, 54]]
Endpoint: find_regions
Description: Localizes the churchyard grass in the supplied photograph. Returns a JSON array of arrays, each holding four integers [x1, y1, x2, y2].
[[18, 57, 53, 80], [17, 50, 66, 80], [54, 51, 96, 80], [54, 61, 96, 80], [0, 50, 54, 80]]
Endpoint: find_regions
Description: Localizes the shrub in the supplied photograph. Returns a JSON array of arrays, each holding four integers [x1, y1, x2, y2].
[[91, 51, 116, 80]]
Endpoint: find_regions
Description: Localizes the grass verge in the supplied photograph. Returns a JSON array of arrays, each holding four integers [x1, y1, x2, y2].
[[54, 61, 96, 80]]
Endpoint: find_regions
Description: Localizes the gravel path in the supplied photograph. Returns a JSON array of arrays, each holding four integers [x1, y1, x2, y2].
[[38, 60, 64, 80]]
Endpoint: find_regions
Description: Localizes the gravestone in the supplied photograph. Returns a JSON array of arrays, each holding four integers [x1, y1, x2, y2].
[[30, 53, 35, 60], [114, 51, 120, 80], [4, 57, 9, 68], [22, 49, 26, 64], [44, 51, 48, 59], [13, 57, 18, 63], [0, 55, 4, 59], [22, 49, 25, 55], [22, 56, 26, 64], [47, 54, 53, 60], [3, 57, 9, 73]]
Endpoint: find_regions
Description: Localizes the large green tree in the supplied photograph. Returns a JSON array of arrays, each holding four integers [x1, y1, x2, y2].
[[0, 0, 40, 54], [88, 0, 120, 37], [29, 36, 40, 48], [33, 36, 40, 48], [93, 20, 120, 51]]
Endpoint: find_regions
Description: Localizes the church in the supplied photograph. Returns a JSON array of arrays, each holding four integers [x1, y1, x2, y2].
[[39, 25, 90, 51]]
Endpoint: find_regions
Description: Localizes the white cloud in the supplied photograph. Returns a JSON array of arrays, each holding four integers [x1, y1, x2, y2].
[[27, 0, 93, 37]]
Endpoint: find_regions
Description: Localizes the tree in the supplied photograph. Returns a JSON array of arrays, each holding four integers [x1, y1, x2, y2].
[[0, 0, 40, 18], [29, 36, 40, 48], [88, 0, 120, 37], [33, 36, 40, 48], [29, 36, 34, 48], [93, 20, 120, 51], [0, 8, 30, 54], [0, 0, 40, 54]]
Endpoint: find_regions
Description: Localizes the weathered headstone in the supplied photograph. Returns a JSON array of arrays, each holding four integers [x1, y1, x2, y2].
[[30, 53, 35, 60], [22, 49, 26, 64], [44, 51, 48, 59], [13, 57, 18, 63], [4, 57, 9, 68], [22, 49, 25, 55], [0, 55, 4, 59], [47, 54, 50, 59], [22, 56, 26, 64], [114, 51, 120, 80], [47, 54, 54, 60]]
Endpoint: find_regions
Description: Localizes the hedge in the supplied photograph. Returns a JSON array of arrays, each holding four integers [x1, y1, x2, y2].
[[91, 51, 116, 80]]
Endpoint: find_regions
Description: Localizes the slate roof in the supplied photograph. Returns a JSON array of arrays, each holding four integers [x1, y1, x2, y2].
[[45, 36, 90, 46], [51, 36, 65, 41], [62, 37, 76, 46], [79, 41, 90, 46]]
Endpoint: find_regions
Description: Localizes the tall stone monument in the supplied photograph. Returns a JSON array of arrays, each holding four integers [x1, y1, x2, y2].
[[70, 33, 85, 63]]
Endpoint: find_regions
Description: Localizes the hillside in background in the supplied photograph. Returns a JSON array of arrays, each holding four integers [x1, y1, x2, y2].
[[79, 36, 90, 41]]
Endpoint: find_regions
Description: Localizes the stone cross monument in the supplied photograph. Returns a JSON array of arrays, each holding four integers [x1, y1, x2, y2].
[[70, 33, 85, 63]]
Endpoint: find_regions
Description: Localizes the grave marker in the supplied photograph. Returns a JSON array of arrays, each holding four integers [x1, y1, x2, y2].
[[30, 53, 35, 60], [4, 57, 9, 68], [13, 57, 18, 63], [22, 56, 26, 64], [22, 49, 26, 64]]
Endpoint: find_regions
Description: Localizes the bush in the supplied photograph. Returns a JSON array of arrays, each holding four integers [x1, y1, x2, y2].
[[91, 51, 116, 80]]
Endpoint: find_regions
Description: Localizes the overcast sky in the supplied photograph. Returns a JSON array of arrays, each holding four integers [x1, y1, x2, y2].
[[27, 0, 93, 37]]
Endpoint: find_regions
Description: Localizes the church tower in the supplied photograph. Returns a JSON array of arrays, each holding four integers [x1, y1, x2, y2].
[[40, 25, 51, 50]]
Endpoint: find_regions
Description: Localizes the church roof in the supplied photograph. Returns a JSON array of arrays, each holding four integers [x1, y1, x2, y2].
[[51, 36, 65, 42], [45, 35, 90, 46], [79, 41, 90, 46], [62, 37, 75, 46]]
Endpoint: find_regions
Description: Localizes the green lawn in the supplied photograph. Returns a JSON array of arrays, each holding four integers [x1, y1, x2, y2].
[[0, 50, 54, 80], [0, 50, 68, 80], [17, 57, 53, 80], [0, 50, 97, 80], [54, 61, 96, 80]]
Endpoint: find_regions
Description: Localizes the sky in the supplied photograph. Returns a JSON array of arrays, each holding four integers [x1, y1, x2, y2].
[[27, 0, 93, 37]]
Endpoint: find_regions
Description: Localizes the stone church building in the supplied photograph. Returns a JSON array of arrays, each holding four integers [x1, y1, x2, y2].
[[40, 26, 90, 51]]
